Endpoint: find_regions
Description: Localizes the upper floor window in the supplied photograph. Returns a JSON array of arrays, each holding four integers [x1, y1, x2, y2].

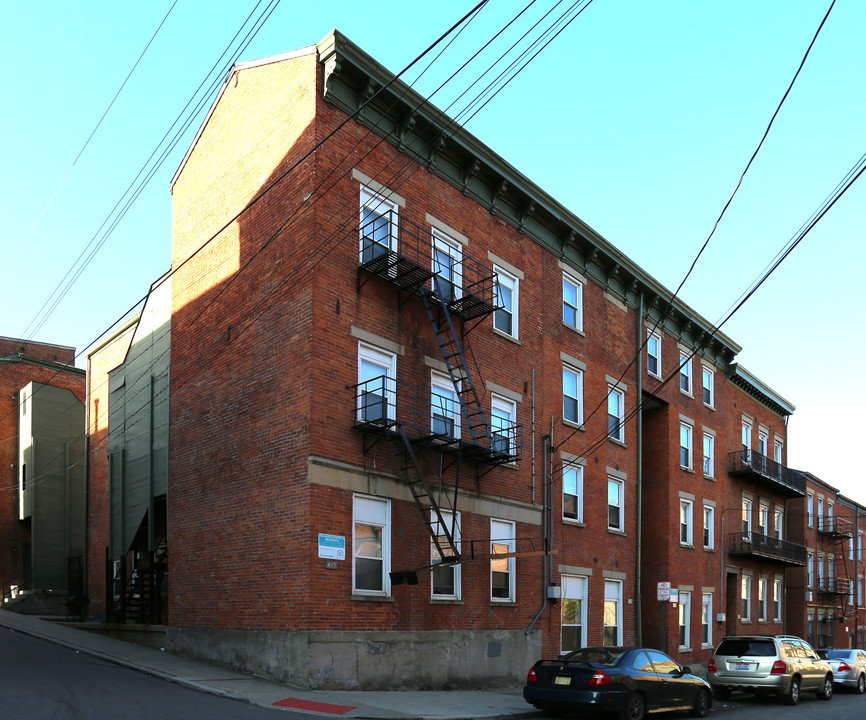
[[679, 352, 692, 395], [647, 331, 662, 378], [742, 497, 753, 538], [680, 498, 694, 546], [563, 463, 584, 522], [773, 579, 783, 621], [703, 504, 715, 549], [758, 430, 768, 457], [563, 366, 583, 425], [431, 510, 461, 600], [562, 272, 583, 331], [431, 229, 462, 303], [493, 266, 518, 338], [742, 420, 752, 455], [490, 518, 516, 602], [608, 386, 625, 442], [491, 394, 517, 457], [807, 492, 814, 526], [357, 343, 396, 424], [701, 366, 714, 407], [431, 371, 460, 438], [353, 495, 391, 596], [608, 477, 624, 532], [359, 187, 398, 263], [680, 422, 693, 470], [702, 433, 714, 477]]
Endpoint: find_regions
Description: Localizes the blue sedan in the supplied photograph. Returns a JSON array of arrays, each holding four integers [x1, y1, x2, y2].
[[523, 646, 712, 720]]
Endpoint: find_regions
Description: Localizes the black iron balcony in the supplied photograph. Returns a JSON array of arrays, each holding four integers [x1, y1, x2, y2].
[[727, 531, 807, 566], [816, 576, 852, 596], [357, 210, 497, 321], [349, 375, 522, 466], [728, 449, 805, 498], [817, 515, 854, 538]]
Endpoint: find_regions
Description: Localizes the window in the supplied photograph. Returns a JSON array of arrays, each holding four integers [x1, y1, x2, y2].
[[431, 511, 460, 599], [817, 497, 824, 531], [701, 593, 713, 646], [561, 575, 587, 653], [431, 230, 462, 303], [703, 504, 715, 549], [741, 574, 751, 621], [493, 266, 518, 338], [702, 433, 714, 477], [774, 508, 784, 541], [679, 591, 692, 648], [742, 421, 752, 460], [490, 394, 517, 457], [608, 478, 624, 531], [742, 497, 752, 539], [817, 554, 824, 588], [680, 499, 693, 546], [701, 366, 714, 406], [431, 372, 460, 438], [608, 386, 625, 442], [353, 495, 390, 595], [758, 503, 769, 536], [774, 439, 783, 465], [563, 463, 584, 522], [679, 352, 692, 395], [562, 272, 583, 331], [680, 422, 693, 470], [807, 493, 814, 526], [773, 579, 783, 621], [647, 331, 662, 378], [563, 366, 583, 425], [758, 578, 768, 621], [359, 187, 397, 263], [357, 343, 396, 423], [807, 552, 814, 588], [859, 532, 864, 562], [603, 580, 622, 645], [758, 430, 768, 457], [828, 501, 834, 533], [490, 519, 516, 601]]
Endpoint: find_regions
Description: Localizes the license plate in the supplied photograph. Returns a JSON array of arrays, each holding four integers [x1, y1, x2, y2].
[[554, 676, 571, 686], [734, 663, 750, 671]]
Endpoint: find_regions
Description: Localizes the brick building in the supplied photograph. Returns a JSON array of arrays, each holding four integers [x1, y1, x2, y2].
[[0, 337, 85, 612]]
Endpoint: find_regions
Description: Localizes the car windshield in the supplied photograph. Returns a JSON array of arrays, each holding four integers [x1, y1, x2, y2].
[[826, 650, 851, 659], [716, 639, 776, 657], [563, 648, 625, 667]]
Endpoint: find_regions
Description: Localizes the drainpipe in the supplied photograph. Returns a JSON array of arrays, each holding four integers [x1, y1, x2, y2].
[[526, 433, 552, 634], [636, 292, 644, 644]]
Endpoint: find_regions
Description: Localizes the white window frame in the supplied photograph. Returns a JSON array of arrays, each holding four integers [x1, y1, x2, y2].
[[431, 510, 461, 600], [680, 422, 693, 470], [703, 504, 715, 549], [608, 477, 624, 532], [701, 593, 713, 647], [702, 432, 714, 478], [758, 430, 769, 457], [430, 371, 461, 438], [741, 573, 752, 622], [817, 497, 824, 532], [647, 331, 662, 378], [563, 462, 584, 523], [773, 578, 783, 621], [563, 365, 583, 426], [359, 187, 398, 262], [742, 420, 752, 459], [560, 575, 588, 653], [353, 495, 391, 596], [490, 394, 517, 458], [493, 266, 518, 339], [678, 590, 692, 649], [758, 503, 770, 537], [608, 385, 625, 443], [603, 580, 623, 646], [680, 498, 694, 546], [431, 229, 463, 303], [758, 577, 768, 622], [775, 508, 784, 541], [490, 518, 516, 602], [742, 497, 752, 539], [807, 552, 814, 588], [562, 272, 583, 332], [357, 342, 397, 423], [807, 492, 814, 527], [701, 365, 714, 407], [679, 352, 692, 395]]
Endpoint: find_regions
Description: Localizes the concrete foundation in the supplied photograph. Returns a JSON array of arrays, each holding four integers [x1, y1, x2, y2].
[[166, 626, 542, 690]]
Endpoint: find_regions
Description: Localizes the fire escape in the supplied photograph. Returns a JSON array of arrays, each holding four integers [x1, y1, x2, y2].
[[350, 203, 522, 577], [817, 514, 854, 623]]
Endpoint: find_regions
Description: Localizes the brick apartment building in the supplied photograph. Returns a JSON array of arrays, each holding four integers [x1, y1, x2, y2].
[[0, 337, 85, 611], [73, 29, 866, 690]]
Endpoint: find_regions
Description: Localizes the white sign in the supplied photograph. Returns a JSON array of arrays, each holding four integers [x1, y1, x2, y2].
[[657, 581, 671, 601], [318, 533, 346, 560]]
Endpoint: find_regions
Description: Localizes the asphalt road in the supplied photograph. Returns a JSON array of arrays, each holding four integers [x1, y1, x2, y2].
[[0, 629, 297, 720]]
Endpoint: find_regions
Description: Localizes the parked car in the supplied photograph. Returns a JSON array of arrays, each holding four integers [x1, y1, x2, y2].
[[822, 648, 866, 693], [523, 646, 711, 720], [707, 634, 834, 705]]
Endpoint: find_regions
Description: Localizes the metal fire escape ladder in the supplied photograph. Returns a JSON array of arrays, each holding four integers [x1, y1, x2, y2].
[[390, 425, 460, 561], [420, 290, 492, 448]]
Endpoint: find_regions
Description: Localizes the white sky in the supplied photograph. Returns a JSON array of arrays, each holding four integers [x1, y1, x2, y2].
[[1, 1, 863, 497]]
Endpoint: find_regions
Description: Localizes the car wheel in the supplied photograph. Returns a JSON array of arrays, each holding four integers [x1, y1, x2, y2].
[[816, 674, 833, 701], [712, 687, 731, 701], [690, 688, 710, 718], [783, 675, 801, 706], [858, 674, 866, 694], [618, 692, 646, 720]]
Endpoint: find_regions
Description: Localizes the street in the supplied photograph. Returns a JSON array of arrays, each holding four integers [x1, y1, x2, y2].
[[712, 689, 866, 720], [0, 629, 298, 720]]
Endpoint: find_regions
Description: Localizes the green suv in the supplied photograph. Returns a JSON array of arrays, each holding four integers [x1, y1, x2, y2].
[[707, 635, 833, 705]]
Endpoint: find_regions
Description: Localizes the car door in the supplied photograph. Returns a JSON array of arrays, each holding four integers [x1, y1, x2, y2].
[[646, 649, 686, 709], [629, 650, 667, 711], [794, 640, 821, 690]]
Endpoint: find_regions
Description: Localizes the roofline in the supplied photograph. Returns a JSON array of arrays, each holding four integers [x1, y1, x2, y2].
[[169, 44, 318, 191], [0, 335, 75, 353], [729, 364, 795, 416], [0, 353, 86, 376]]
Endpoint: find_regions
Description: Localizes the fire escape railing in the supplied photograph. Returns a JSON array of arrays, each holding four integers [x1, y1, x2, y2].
[[728, 449, 806, 497], [727, 531, 807, 566]]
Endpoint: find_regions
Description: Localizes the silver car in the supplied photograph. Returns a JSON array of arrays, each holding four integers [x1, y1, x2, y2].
[[823, 648, 866, 693], [708, 635, 834, 705]]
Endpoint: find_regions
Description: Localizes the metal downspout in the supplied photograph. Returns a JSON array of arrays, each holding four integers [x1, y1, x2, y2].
[[636, 292, 644, 644], [526, 433, 552, 633]]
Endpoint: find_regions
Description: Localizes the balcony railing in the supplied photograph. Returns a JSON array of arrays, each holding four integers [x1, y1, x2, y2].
[[349, 375, 522, 466], [817, 515, 854, 537], [727, 531, 807, 566], [728, 449, 806, 498], [816, 576, 852, 596], [357, 210, 497, 321]]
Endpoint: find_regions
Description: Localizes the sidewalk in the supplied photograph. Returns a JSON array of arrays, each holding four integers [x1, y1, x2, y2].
[[0, 610, 534, 719]]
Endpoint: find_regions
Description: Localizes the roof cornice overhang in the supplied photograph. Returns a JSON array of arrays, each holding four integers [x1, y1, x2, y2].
[[0, 353, 85, 376], [728, 363, 795, 417], [317, 29, 741, 367]]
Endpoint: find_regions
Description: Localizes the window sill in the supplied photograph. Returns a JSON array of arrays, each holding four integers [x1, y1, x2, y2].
[[492, 327, 521, 345], [680, 466, 695, 474], [679, 647, 692, 653], [701, 643, 714, 650], [608, 528, 627, 537], [490, 600, 518, 607], [608, 437, 627, 448], [703, 474, 715, 481], [648, 372, 662, 381], [703, 547, 715, 553], [563, 419, 585, 431], [680, 389, 694, 399], [351, 594, 394, 602], [563, 519, 585, 528], [680, 543, 694, 549], [703, 403, 716, 411], [563, 322, 585, 337], [430, 598, 464, 605]]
